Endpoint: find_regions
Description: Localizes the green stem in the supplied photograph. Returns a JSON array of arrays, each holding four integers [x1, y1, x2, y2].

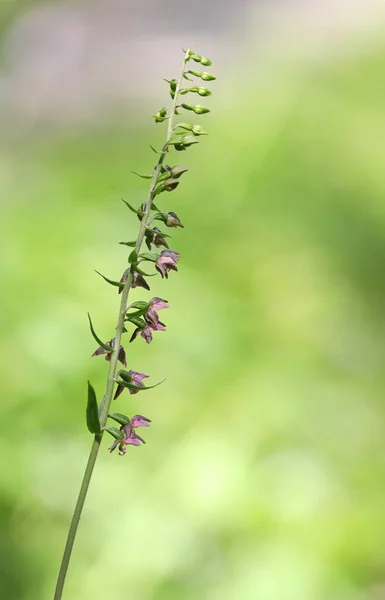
[[53, 49, 190, 600]]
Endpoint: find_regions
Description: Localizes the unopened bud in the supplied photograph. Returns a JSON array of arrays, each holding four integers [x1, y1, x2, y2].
[[200, 57, 212, 66], [166, 212, 184, 228], [154, 107, 168, 123], [188, 70, 216, 81], [169, 165, 188, 178], [192, 124, 208, 136]]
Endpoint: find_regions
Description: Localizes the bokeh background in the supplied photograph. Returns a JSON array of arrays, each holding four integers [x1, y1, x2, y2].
[[1, 1, 385, 598]]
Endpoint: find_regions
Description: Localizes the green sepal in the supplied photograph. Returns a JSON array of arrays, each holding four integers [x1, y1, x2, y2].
[[95, 270, 123, 288], [131, 171, 152, 179], [103, 426, 124, 440], [108, 413, 131, 426], [139, 252, 159, 262], [119, 241, 136, 247], [87, 381, 101, 435], [121, 199, 144, 216], [87, 313, 112, 351], [129, 250, 138, 264]]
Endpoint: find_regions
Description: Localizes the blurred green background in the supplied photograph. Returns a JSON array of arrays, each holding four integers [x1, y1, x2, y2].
[[1, 1, 385, 599]]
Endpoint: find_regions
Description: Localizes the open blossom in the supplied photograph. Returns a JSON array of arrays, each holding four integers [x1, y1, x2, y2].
[[113, 369, 149, 400], [155, 250, 180, 279], [92, 339, 127, 367], [130, 297, 169, 344], [109, 415, 151, 456]]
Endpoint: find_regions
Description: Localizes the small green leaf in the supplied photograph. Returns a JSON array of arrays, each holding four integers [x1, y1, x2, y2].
[[108, 413, 131, 426], [115, 378, 165, 392], [119, 241, 137, 247], [135, 266, 157, 276], [121, 199, 144, 215], [103, 426, 124, 440], [150, 145, 162, 154], [131, 171, 152, 179], [95, 270, 124, 288], [87, 381, 101, 435], [87, 314, 112, 351], [125, 315, 146, 328], [129, 250, 138, 264], [127, 301, 149, 310], [139, 252, 159, 262]]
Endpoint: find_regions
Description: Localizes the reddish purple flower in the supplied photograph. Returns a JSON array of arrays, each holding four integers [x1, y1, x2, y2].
[[109, 415, 151, 456], [155, 250, 180, 279], [92, 339, 127, 367], [113, 369, 149, 400], [145, 227, 169, 251], [130, 297, 168, 344], [130, 319, 166, 344], [132, 271, 150, 291]]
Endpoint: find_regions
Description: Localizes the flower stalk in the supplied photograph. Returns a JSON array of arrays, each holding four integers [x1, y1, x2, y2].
[[53, 47, 215, 599]]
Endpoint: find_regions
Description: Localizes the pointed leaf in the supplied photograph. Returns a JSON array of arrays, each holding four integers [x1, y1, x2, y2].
[[131, 171, 152, 179], [127, 301, 149, 310], [119, 241, 137, 247], [125, 315, 146, 328], [108, 413, 131, 426], [115, 378, 166, 392], [150, 145, 162, 154], [95, 270, 124, 288], [139, 252, 159, 262], [87, 381, 101, 435], [121, 199, 144, 215], [87, 314, 112, 351], [103, 426, 124, 440], [135, 266, 157, 276]]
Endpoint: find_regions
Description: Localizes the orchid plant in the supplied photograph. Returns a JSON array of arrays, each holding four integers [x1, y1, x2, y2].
[[53, 48, 215, 599]]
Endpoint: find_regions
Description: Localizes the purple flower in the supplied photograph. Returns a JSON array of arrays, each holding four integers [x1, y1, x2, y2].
[[155, 250, 180, 279], [130, 319, 166, 344], [113, 369, 149, 400], [130, 297, 168, 344], [109, 415, 151, 456], [132, 271, 150, 291], [145, 227, 169, 251], [92, 339, 127, 367]]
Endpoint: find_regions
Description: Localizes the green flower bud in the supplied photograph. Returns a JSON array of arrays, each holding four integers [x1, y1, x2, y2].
[[191, 53, 202, 63], [200, 57, 212, 66], [182, 104, 210, 115], [192, 124, 208, 136], [188, 70, 216, 81], [197, 87, 211, 96], [154, 107, 168, 123], [174, 122, 193, 131]]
